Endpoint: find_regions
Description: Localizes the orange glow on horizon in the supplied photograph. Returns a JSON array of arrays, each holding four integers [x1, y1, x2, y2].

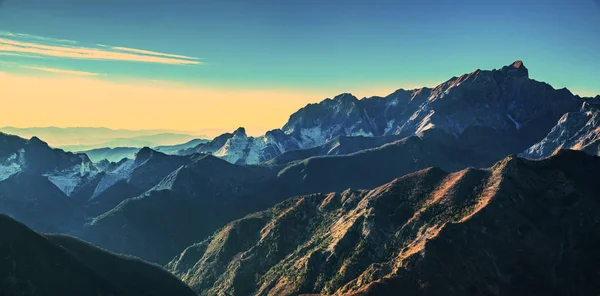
[[0, 72, 430, 137]]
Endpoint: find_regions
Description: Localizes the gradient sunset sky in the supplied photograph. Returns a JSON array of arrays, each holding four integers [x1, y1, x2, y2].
[[1, 0, 599, 136]]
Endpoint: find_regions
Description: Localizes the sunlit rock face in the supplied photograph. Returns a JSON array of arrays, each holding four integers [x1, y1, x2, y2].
[[169, 150, 600, 296], [522, 101, 600, 159]]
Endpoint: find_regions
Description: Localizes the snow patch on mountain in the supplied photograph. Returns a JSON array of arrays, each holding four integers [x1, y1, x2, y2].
[[47, 174, 80, 196], [45, 160, 100, 196], [384, 119, 396, 134], [214, 138, 246, 164], [0, 149, 25, 182], [244, 137, 268, 165], [299, 127, 329, 148], [91, 159, 142, 199], [349, 128, 373, 138]]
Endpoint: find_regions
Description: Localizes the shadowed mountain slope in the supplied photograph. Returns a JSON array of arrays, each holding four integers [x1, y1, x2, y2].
[[79, 131, 497, 265], [0, 214, 197, 296]]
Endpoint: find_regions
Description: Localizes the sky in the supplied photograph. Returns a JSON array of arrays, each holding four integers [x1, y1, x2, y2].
[[0, 0, 599, 136]]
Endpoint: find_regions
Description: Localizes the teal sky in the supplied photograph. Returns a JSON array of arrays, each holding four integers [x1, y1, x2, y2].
[[0, 0, 599, 135], [0, 0, 598, 95]]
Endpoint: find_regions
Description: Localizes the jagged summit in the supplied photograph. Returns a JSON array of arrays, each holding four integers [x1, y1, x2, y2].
[[512, 60, 524, 68], [133, 147, 171, 166], [333, 93, 358, 100], [135, 146, 156, 159], [184, 60, 577, 165], [499, 59, 529, 78], [232, 127, 247, 137], [26, 136, 49, 146]]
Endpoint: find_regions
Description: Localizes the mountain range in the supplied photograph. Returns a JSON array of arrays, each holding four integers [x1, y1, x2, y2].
[[1, 60, 599, 295], [80, 139, 209, 162], [0, 127, 207, 151], [178, 61, 584, 166], [168, 150, 600, 296]]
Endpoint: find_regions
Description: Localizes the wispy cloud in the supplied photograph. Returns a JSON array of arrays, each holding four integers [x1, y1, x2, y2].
[[21, 66, 103, 76], [0, 31, 201, 65], [0, 31, 79, 44], [97, 44, 195, 60], [0, 52, 45, 58]]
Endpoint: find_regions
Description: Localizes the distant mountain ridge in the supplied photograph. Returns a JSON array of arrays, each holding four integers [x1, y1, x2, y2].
[[0, 127, 207, 151], [81, 139, 209, 162], [0, 60, 599, 295], [0, 60, 596, 265], [183, 61, 583, 165], [0, 133, 206, 231]]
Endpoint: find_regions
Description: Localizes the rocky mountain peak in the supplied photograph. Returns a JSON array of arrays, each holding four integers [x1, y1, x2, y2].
[[26, 136, 49, 147], [265, 129, 286, 138], [581, 100, 597, 111], [233, 127, 247, 138], [512, 60, 524, 68], [184, 60, 580, 165], [333, 93, 357, 100], [135, 146, 156, 161], [499, 60, 529, 78], [331, 93, 360, 106]]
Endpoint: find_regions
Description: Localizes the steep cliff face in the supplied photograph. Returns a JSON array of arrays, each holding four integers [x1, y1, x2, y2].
[[169, 150, 600, 296]]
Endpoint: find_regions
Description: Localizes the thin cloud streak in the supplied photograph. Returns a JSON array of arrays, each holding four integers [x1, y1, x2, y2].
[[0, 32, 201, 65], [21, 66, 103, 76], [0, 52, 44, 58], [0, 31, 79, 44], [102, 45, 197, 60]]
